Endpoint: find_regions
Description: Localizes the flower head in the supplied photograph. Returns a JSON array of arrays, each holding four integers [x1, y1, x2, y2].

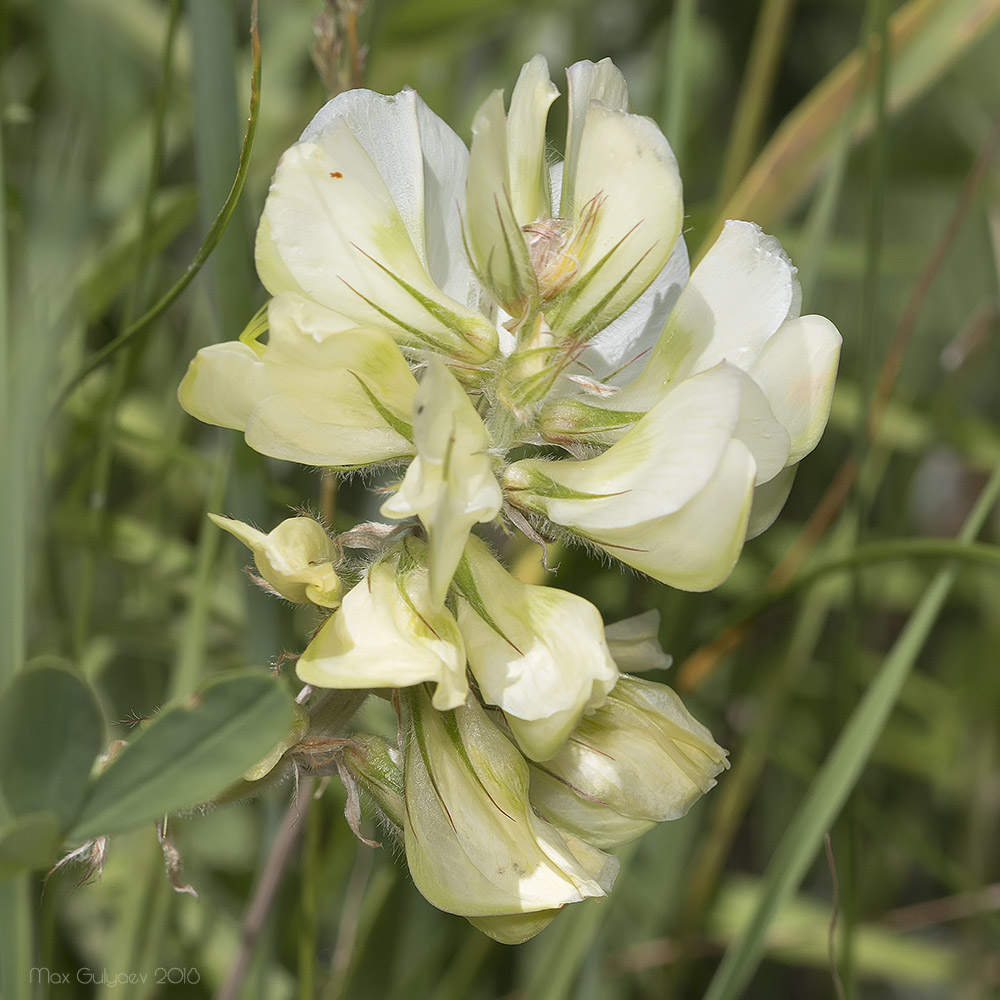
[[178, 53, 842, 942]]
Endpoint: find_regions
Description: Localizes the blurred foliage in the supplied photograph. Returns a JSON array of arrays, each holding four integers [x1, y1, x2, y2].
[[2, 0, 1000, 997]]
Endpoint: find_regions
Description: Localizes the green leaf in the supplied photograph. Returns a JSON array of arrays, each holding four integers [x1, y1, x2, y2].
[[0, 664, 104, 830], [0, 812, 62, 880], [68, 671, 296, 841]]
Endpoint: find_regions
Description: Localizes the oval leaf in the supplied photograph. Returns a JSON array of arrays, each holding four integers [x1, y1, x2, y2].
[[0, 812, 62, 880], [0, 664, 104, 831], [68, 671, 295, 841]]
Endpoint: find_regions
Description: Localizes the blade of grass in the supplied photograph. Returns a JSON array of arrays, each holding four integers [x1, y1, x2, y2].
[[702, 459, 1000, 1000], [839, 3, 891, 989], [96, 4, 260, 995], [72, 0, 183, 660]]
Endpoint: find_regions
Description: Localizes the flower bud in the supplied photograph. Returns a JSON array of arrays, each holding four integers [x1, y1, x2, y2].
[[528, 675, 728, 848], [209, 513, 343, 608], [296, 547, 468, 710], [453, 535, 618, 761], [402, 685, 618, 943]]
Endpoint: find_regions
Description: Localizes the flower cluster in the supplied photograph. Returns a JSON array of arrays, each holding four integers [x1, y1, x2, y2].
[[180, 56, 840, 942]]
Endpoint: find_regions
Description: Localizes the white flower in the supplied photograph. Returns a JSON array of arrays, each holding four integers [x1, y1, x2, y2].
[[465, 56, 683, 327], [179, 293, 418, 468], [208, 513, 343, 608], [380, 358, 502, 606], [529, 675, 729, 848], [402, 684, 618, 944], [296, 548, 467, 710], [534, 220, 842, 544], [504, 363, 770, 590], [256, 89, 497, 364], [453, 535, 618, 761]]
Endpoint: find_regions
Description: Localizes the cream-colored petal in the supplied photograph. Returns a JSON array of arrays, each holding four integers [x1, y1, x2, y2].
[[730, 366, 791, 486], [746, 464, 797, 540], [573, 439, 757, 591], [548, 102, 682, 343], [296, 559, 467, 709], [529, 675, 728, 848], [466, 910, 563, 945], [464, 90, 536, 313], [210, 294, 418, 468], [748, 313, 842, 464], [413, 97, 478, 304], [299, 87, 476, 307], [177, 341, 267, 430], [244, 399, 413, 468], [623, 221, 800, 409], [454, 536, 618, 761], [505, 364, 743, 532], [263, 294, 417, 425], [300, 88, 433, 272], [506, 55, 559, 226], [403, 687, 617, 919], [257, 128, 496, 363], [604, 610, 672, 672], [380, 359, 501, 605], [561, 59, 630, 217]]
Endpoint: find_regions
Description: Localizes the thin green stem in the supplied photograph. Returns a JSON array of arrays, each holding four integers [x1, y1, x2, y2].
[[855, 0, 890, 518], [719, 537, 1000, 641], [171, 436, 232, 699], [0, 32, 35, 1000], [53, 0, 262, 413], [72, 0, 180, 659], [299, 794, 323, 1000], [674, 586, 837, 973]]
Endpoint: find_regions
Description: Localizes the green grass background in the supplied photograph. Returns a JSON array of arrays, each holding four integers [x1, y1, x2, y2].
[[3, 0, 1000, 997]]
